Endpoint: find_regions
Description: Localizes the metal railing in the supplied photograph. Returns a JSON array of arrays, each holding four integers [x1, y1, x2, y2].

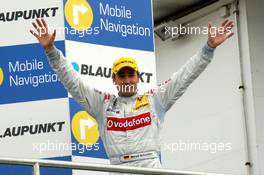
[[0, 157, 229, 175]]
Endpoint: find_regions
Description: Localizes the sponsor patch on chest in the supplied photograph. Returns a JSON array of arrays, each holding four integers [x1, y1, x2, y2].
[[107, 112, 151, 131], [133, 95, 149, 111]]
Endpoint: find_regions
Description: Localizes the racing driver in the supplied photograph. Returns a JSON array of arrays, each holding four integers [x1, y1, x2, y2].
[[30, 18, 234, 171]]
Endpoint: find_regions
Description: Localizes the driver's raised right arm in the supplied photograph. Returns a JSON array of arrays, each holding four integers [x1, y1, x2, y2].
[[30, 18, 105, 118], [46, 47, 105, 118]]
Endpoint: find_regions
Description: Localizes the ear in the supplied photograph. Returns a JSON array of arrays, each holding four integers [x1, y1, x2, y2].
[[136, 72, 140, 83], [112, 73, 116, 84], [136, 75, 140, 83]]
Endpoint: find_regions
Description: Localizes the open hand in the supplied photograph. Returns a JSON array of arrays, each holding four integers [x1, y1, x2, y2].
[[207, 19, 235, 48], [30, 18, 56, 53]]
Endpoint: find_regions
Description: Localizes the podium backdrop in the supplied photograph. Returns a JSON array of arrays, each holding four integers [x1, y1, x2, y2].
[[0, 0, 156, 174]]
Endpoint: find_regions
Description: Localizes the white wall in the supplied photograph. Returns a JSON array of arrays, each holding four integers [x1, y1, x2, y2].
[[238, 0, 264, 174], [155, 4, 248, 175]]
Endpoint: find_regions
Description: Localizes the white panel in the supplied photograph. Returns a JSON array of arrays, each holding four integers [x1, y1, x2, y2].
[[0, 0, 65, 47], [244, 0, 264, 174], [65, 40, 157, 95], [255, 97, 264, 172], [155, 7, 247, 175], [0, 98, 71, 158], [72, 156, 110, 175]]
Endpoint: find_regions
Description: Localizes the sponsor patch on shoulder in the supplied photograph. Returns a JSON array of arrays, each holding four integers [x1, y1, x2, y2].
[[104, 93, 110, 100]]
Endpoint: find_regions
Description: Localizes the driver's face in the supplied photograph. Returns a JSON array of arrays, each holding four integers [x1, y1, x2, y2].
[[113, 67, 139, 97]]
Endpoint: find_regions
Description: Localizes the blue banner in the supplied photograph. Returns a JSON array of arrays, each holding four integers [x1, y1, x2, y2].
[[64, 0, 154, 51], [0, 41, 67, 105]]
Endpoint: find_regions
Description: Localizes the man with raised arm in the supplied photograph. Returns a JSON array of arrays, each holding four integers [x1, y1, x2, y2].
[[30, 18, 234, 169]]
